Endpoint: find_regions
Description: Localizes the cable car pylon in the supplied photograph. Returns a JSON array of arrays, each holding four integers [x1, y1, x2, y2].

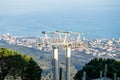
[[38, 31, 86, 80]]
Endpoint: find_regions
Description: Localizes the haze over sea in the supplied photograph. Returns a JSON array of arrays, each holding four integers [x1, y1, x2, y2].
[[0, 0, 120, 39]]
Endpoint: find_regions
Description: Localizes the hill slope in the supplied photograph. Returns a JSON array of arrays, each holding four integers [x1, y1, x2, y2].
[[0, 47, 42, 80]]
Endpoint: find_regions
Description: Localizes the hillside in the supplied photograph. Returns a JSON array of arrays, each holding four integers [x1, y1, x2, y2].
[[74, 58, 120, 80], [0, 47, 42, 80]]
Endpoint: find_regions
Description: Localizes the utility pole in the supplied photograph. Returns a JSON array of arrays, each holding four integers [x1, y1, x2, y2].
[[104, 64, 107, 78], [59, 67, 62, 80], [100, 71, 102, 79], [82, 71, 86, 80], [53, 46, 59, 80], [66, 46, 71, 80], [114, 73, 117, 80]]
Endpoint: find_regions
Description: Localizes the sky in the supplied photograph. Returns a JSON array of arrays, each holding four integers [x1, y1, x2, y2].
[[0, 0, 120, 38]]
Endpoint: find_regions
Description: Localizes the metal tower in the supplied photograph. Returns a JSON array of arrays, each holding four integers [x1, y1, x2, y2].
[[38, 31, 86, 80]]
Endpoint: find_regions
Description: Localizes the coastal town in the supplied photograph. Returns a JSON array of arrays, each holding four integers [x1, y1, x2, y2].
[[0, 33, 120, 80], [0, 33, 120, 62], [0, 33, 120, 59]]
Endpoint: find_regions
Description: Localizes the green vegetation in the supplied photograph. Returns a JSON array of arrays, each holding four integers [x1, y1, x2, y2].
[[0, 47, 42, 80], [74, 58, 120, 80]]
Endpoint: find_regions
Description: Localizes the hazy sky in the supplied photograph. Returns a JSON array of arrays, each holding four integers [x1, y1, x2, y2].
[[0, 0, 120, 14], [0, 0, 120, 38]]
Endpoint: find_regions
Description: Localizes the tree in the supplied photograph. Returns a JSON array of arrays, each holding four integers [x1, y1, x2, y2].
[[0, 48, 42, 80], [74, 58, 120, 80]]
